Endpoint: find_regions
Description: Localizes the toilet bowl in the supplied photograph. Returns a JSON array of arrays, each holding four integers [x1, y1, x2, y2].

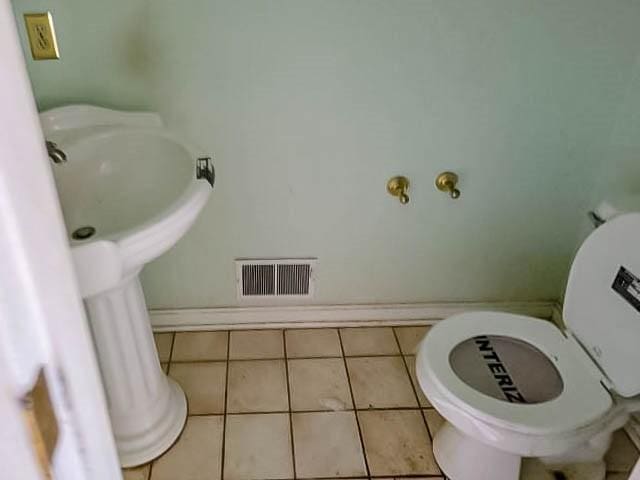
[[416, 213, 640, 480]]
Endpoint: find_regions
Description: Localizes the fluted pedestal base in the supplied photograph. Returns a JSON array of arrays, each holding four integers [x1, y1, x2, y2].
[[85, 274, 187, 467]]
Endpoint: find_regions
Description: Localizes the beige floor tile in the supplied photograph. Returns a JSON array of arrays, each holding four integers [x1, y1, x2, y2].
[[229, 330, 284, 359], [172, 331, 228, 362], [520, 459, 554, 480], [521, 457, 612, 480], [423, 408, 445, 437], [394, 478, 444, 480], [520, 460, 606, 480], [285, 328, 342, 358], [122, 464, 150, 480], [358, 410, 438, 476], [292, 411, 366, 478], [404, 356, 432, 407], [288, 358, 352, 411], [605, 429, 639, 472], [347, 356, 417, 408], [568, 463, 607, 480], [340, 327, 399, 356], [151, 415, 223, 480], [394, 326, 431, 355], [224, 413, 293, 480], [154, 333, 173, 362], [170, 362, 226, 415], [606, 474, 630, 480], [227, 359, 288, 412]]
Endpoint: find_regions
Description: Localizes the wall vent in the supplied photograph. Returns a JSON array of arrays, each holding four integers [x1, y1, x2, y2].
[[236, 258, 316, 303]]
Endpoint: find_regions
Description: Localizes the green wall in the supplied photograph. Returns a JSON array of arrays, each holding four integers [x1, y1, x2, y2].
[[596, 53, 640, 202], [11, 0, 640, 308]]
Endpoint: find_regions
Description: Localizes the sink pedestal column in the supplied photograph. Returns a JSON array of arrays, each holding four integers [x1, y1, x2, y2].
[[84, 273, 186, 467]]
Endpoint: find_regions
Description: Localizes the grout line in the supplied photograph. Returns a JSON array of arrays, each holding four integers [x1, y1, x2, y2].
[[288, 355, 342, 360], [371, 476, 444, 479], [391, 329, 442, 477], [220, 330, 231, 480], [392, 328, 433, 443], [165, 331, 176, 374], [282, 330, 298, 479], [167, 359, 228, 367], [169, 357, 230, 364], [261, 476, 446, 480], [169, 353, 409, 363], [212, 476, 445, 480], [147, 331, 178, 479], [128, 471, 447, 480], [185, 412, 226, 417], [393, 334, 425, 409], [338, 329, 371, 478], [187, 406, 432, 416], [622, 428, 640, 454], [336, 353, 406, 359], [168, 332, 175, 362], [171, 357, 282, 364], [355, 405, 433, 412], [217, 409, 290, 416]]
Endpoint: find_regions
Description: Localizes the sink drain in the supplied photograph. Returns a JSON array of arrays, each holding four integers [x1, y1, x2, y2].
[[72, 225, 96, 240]]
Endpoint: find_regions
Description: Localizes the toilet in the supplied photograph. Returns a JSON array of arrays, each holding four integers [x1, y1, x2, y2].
[[416, 212, 640, 480]]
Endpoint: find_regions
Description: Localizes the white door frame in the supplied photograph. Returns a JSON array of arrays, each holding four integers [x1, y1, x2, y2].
[[0, 1, 121, 479]]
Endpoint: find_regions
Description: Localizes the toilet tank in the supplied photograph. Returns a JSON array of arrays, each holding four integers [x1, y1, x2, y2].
[[563, 213, 640, 397], [591, 193, 640, 225]]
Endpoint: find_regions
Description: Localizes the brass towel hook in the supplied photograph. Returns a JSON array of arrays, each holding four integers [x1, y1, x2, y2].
[[435, 171, 460, 199], [387, 176, 410, 204]]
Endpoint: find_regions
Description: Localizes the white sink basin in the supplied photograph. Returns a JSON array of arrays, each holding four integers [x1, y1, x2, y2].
[[41, 105, 213, 466], [42, 106, 211, 297]]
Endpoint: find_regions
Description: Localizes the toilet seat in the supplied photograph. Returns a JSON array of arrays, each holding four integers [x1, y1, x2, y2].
[[416, 311, 613, 436]]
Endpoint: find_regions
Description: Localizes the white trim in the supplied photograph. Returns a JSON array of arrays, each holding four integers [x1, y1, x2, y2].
[[150, 301, 556, 331]]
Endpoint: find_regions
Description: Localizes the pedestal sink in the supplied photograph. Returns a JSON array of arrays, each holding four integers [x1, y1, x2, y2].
[[41, 105, 213, 466]]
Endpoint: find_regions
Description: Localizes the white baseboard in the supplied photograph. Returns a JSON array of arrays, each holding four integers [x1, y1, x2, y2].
[[150, 300, 557, 331]]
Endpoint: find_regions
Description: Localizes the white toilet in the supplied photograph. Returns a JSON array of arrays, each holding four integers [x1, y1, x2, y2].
[[416, 212, 640, 480]]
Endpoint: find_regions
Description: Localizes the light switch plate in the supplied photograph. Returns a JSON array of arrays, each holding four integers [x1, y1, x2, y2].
[[24, 12, 60, 60]]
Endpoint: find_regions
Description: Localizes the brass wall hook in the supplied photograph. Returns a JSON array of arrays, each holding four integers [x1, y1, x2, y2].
[[435, 171, 460, 199], [387, 176, 410, 204]]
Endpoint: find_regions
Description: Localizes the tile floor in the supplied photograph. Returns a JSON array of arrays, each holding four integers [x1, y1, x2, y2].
[[121, 326, 639, 480]]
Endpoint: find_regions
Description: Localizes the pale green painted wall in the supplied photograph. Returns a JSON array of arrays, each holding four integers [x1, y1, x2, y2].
[[11, 0, 640, 308], [595, 52, 640, 200]]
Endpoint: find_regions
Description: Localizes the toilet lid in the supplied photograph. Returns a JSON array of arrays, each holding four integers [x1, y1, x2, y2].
[[416, 312, 612, 435], [564, 213, 640, 397]]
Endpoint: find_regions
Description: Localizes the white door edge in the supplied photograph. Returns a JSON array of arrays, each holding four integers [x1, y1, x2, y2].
[[0, 4, 121, 479]]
